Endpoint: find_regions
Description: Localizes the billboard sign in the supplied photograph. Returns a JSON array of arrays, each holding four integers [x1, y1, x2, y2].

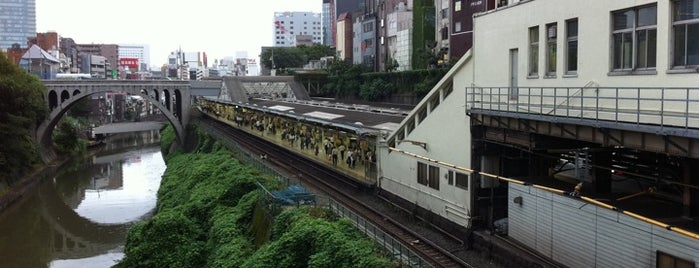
[[119, 58, 139, 70]]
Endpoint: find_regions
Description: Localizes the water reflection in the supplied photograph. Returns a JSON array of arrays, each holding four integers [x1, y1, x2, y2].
[[0, 132, 164, 268]]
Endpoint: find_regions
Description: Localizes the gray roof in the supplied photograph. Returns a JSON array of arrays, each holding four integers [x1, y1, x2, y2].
[[21, 44, 59, 63]]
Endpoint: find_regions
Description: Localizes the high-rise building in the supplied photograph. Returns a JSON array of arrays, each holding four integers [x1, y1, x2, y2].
[[273, 11, 322, 47], [322, 0, 333, 46], [0, 0, 36, 50]]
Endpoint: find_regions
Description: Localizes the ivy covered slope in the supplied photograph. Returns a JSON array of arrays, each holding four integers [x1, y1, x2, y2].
[[116, 126, 395, 268]]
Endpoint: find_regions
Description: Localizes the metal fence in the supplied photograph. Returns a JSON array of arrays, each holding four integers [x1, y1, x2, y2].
[[328, 199, 433, 268], [466, 87, 699, 132]]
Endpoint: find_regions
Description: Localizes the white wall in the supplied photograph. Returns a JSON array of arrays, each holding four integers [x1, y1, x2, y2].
[[473, 0, 698, 88], [379, 53, 476, 227]]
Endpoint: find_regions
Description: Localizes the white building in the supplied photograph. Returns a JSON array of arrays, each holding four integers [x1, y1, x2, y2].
[[273, 11, 322, 47], [118, 44, 150, 71], [379, 0, 699, 267]]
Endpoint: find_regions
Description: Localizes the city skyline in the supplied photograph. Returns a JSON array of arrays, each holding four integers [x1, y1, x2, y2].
[[34, 0, 322, 69]]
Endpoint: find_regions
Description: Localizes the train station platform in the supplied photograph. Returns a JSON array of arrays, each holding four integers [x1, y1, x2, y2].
[[198, 97, 409, 185]]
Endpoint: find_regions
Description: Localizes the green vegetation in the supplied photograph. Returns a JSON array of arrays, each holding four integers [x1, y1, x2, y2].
[[321, 62, 449, 102], [0, 52, 49, 185], [260, 44, 336, 75], [413, 0, 436, 69], [117, 126, 396, 267], [52, 116, 87, 156]]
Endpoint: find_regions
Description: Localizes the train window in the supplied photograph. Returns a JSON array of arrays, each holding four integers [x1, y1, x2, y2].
[[657, 251, 693, 268], [428, 165, 440, 190], [417, 162, 428, 186], [448, 171, 454, 185], [455, 172, 469, 190]]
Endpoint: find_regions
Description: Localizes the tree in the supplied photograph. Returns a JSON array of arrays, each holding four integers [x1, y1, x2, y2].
[[297, 44, 335, 62], [0, 52, 49, 184], [260, 47, 307, 74]]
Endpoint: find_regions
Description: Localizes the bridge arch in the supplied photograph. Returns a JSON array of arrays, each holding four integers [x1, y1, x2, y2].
[[37, 80, 191, 163]]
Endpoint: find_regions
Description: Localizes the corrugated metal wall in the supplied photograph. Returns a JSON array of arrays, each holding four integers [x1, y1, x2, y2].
[[508, 183, 699, 268]]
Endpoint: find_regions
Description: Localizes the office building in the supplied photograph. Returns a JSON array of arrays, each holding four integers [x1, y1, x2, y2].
[[273, 11, 322, 47], [118, 44, 150, 71], [0, 0, 36, 49]]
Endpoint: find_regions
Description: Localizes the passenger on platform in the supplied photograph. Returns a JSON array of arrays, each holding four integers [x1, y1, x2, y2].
[[324, 138, 332, 156], [339, 143, 346, 160], [331, 146, 338, 166], [347, 150, 355, 168]]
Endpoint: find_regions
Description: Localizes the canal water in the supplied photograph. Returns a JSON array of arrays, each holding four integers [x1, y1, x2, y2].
[[0, 131, 165, 268]]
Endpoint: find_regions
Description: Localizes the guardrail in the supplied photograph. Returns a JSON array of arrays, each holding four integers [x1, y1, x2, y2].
[[466, 87, 699, 132]]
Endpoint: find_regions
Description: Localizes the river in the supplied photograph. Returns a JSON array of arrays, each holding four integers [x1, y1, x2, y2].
[[0, 131, 165, 268]]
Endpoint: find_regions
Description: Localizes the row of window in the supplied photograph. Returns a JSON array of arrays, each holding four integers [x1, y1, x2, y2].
[[275, 26, 321, 31], [275, 33, 321, 38], [416, 162, 469, 191], [275, 20, 320, 25], [528, 0, 699, 77], [528, 18, 578, 77]]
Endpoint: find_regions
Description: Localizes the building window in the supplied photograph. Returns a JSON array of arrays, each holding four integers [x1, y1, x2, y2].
[[455, 172, 469, 190], [528, 26, 539, 76], [455, 1, 462, 12], [566, 18, 578, 74], [428, 165, 440, 190], [672, 0, 699, 68], [545, 23, 557, 76], [612, 4, 657, 71], [417, 162, 428, 185], [455, 21, 462, 32], [657, 251, 694, 268]]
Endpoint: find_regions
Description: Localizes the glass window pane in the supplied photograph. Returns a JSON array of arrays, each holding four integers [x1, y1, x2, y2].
[[674, 0, 699, 21], [614, 33, 623, 69], [568, 40, 578, 71], [637, 6, 657, 27], [637, 31, 648, 67], [614, 10, 634, 30], [687, 23, 699, 65], [623, 32, 633, 69], [647, 29, 657, 67], [530, 46, 539, 74], [674, 25, 687, 66], [567, 20, 578, 37]]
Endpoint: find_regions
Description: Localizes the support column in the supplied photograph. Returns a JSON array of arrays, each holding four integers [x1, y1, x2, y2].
[[592, 151, 612, 195], [683, 158, 698, 218]]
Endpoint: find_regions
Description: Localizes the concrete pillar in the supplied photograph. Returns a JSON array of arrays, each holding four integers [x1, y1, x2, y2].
[[683, 158, 698, 218], [592, 151, 612, 194]]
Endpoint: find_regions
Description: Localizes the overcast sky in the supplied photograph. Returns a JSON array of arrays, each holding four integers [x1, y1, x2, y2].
[[35, 0, 322, 68]]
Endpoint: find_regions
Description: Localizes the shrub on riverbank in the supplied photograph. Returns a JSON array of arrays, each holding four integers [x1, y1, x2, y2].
[[116, 127, 395, 267]]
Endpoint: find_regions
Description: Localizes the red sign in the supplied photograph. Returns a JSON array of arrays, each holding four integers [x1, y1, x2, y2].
[[119, 58, 139, 70]]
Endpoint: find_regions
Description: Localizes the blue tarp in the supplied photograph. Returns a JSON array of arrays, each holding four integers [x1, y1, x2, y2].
[[270, 184, 315, 205]]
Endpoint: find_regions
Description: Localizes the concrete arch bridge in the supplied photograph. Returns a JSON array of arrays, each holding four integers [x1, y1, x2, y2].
[[38, 80, 191, 162]]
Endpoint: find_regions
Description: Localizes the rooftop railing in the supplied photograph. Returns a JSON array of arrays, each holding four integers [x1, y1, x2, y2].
[[466, 86, 699, 137]]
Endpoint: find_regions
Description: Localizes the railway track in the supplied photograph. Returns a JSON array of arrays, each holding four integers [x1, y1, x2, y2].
[[197, 113, 472, 268]]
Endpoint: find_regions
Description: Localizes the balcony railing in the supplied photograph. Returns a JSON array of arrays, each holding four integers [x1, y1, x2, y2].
[[466, 86, 699, 136]]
